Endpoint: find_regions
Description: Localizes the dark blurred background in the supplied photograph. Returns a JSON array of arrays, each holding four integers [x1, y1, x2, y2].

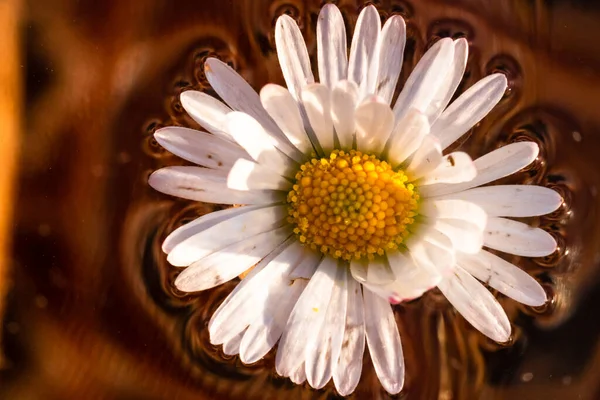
[[2, 0, 600, 398]]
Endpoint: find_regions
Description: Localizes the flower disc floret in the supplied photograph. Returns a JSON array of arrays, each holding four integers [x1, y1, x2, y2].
[[287, 150, 419, 260]]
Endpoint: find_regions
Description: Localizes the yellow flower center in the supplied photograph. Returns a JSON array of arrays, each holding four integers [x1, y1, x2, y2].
[[287, 149, 419, 260]]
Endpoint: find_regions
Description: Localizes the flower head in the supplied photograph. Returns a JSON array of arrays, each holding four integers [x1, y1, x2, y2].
[[149, 4, 562, 396]]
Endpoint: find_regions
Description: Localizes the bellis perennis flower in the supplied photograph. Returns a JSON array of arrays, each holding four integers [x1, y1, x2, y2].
[[149, 4, 562, 396]]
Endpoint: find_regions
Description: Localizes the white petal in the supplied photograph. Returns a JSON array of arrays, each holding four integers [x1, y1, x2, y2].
[[438, 185, 563, 217], [209, 238, 301, 345], [204, 58, 302, 160], [290, 363, 307, 384], [425, 38, 468, 124], [301, 83, 335, 152], [227, 158, 291, 191], [420, 198, 487, 230], [289, 250, 322, 280], [421, 142, 539, 197], [484, 217, 557, 257], [238, 242, 317, 364], [223, 330, 245, 356], [349, 259, 368, 283], [431, 73, 507, 149], [351, 257, 395, 286], [406, 229, 455, 275], [348, 5, 381, 99], [392, 38, 454, 122], [276, 257, 338, 377], [240, 279, 307, 364], [275, 14, 315, 99], [180, 91, 233, 140], [260, 84, 313, 154], [458, 250, 547, 307], [317, 4, 348, 88], [148, 166, 284, 205], [226, 112, 296, 177], [174, 226, 290, 292], [333, 278, 365, 396], [355, 96, 395, 154], [385, 251, 441, 302], [433, 218, 483, 254], [154, 127, 248, 170], [363, 289, 404, 394], [167, 205, 287, 267], [375, 15, 406, 104], [305, 266, 348, 389], [407, 135, 443, 179], [162, 205, 265, 254], [331, 80, 359, 149], [438, 266, 511, 342], [386, 109, 429, 166], [419, 152, 476, 186]]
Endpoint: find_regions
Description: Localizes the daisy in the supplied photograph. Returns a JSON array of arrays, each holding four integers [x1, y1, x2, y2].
[[149, 4, 562, 396]]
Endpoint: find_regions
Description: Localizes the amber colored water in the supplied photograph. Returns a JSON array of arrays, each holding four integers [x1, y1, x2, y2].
[[3, 0, 600, 398]]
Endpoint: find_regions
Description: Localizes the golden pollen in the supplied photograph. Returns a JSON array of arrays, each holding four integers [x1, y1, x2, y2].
[[287, 149, 419, 260]]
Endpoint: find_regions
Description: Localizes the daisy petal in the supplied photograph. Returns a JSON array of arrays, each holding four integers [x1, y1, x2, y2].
[[375, 15, 406, 104], [421, 141, 539, 197], [331, 80, 359, 149], [350, 258, 394, 286], [425, 38, 468, 124], [392, 38, 454, 122], [148, 166, 285, 205], [484, 217, 557, 257], [180, 91, 233, 140], [348, 5, 381, 99], [208, 238, 304, 343], [275, 14, 315, 99], [154, 127, 248, 171], [386, 109, 429, 166], [431, 73, 508, 149], [174, 225, 291, 292], [438, 266, 511, 342], [439, 185, 563, 217], [240, 279, 307, 364], [162, 205, 265, 254], [223, 330, 245, 356], [458, 250, 547, 307], [317, 4, 348, 88], [227, 158, 291, 191], [355, 96, 395, 154], [260, 84, 313, 154], [407, 134, 443, 180], [406, 229, 455, 275], [305, 265, 348, 389], [226, 112, 297, 177], [204, 58, 302, 160], [419, 152, 476, 185], [333, 277, 365, 396], [301, 83, 335, 152], [386, 251, 442, 302], [349, 259, 368, 283], [290, 363, 307, 385], [421, 198, 487, 230], [276, 257, 338, 377], [167, 205, 287, 267], [238, 242, 316, 363], [433, 218, 483, 254], [363, 288, 404, 395]]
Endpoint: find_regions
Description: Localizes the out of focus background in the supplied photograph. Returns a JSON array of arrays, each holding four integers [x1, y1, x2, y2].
[[2, 0, 600, 398]]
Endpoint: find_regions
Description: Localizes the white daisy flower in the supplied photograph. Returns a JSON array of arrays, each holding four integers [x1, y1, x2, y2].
[[149, 4, 562, 396]]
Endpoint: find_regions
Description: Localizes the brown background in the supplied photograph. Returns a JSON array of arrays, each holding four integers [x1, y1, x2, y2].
[[3, 0, 600, 399]]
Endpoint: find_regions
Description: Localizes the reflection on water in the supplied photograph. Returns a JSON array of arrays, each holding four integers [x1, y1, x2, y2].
[[4, 0, 600, 398]]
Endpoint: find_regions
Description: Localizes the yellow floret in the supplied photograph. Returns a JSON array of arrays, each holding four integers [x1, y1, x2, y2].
[[287, 149, 419, 260]]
